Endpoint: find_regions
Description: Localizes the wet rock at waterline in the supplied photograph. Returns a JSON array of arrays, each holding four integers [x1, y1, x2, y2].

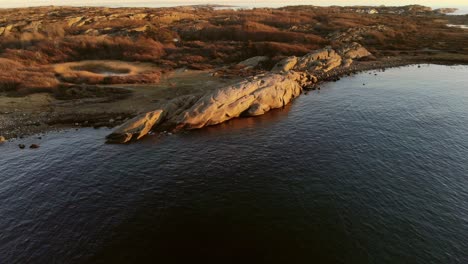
[[107, 43, 371, 143], [106, 110, 164, 143], [177, 72, 305, 129], [106, 72, 308, 143]]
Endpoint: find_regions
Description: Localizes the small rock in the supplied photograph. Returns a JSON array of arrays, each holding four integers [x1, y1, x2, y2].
[[19, 144, 26, 149], [30, 144, 40, 149], [238, 56, 269, 68], [109, 119, 115, 123], [0, 136, 5, 143]]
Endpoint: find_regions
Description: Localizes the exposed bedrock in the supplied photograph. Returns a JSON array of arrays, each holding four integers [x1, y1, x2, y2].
[[107, 43, 371, 143], [272, 56, 298, 72], [176, 71, 306, 129], [296, 47, 343, 72], [237, 56, 270, 69], [272, 42, 371, 73], [106, 109, 164, 143]]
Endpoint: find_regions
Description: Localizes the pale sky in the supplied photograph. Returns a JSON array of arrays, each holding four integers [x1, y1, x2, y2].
[[0, 0, 467, 9]]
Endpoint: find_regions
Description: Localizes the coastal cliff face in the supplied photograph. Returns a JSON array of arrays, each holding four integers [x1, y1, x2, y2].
[[107, 43, 371, 143]]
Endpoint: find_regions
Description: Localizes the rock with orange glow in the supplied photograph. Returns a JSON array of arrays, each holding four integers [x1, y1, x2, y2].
[[175, 72, 304, 129], [106, 109, 164, 143]]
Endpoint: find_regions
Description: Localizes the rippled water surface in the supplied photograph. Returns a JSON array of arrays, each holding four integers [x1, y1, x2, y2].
[[1, 65, 468, 263]]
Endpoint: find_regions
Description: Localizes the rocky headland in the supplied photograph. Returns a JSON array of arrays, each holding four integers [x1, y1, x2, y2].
[[106, 42, 371, 143], [0, 5, 467, 144]]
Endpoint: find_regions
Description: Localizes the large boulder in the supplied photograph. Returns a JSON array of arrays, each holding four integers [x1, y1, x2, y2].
[[0, 25, 13, 36], [23, 21, 42, 33], [293, 43, 371, 73], [106, 43, 372, 143], [272, 56, 298, 72], [337, 42, 372, 60], [106, 110, 164, 143], [175, 72, 303, 129], [67, 17, 84, 27], [130, 13, 148, 20], [295, 47, 342, 72], [237, 56, 269, 68]]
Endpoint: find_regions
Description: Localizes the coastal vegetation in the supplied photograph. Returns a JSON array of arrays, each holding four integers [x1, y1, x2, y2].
[[0, 5, 467, 94], [0, 4, 467, 140]]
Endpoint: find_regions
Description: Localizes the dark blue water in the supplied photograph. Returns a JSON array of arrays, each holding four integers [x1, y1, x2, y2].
[[1, 65, 468, 263]]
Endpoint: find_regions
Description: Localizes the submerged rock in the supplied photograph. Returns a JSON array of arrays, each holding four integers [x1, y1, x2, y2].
[[30, 144, 40, 149], [106, 110, 164, 143]]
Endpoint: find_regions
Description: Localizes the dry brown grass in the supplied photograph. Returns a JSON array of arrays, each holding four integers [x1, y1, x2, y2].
[[0, 5, 467, 96], [54, 61, 161, 85], [0, 58, 59, 94]]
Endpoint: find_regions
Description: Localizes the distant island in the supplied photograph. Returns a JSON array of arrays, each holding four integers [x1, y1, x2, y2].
[[0, 5, 467, 143]]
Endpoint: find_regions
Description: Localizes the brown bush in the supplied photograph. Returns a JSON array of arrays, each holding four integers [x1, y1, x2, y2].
[[248, 42, 313, 56], [0, 60, 59, 94], [183, 25, 325, 44], [57, 71, 161, 85], [37, 36, 166, 63]]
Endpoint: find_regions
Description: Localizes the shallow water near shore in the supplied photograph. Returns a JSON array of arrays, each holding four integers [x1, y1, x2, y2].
[[1, 64, 468, 263]]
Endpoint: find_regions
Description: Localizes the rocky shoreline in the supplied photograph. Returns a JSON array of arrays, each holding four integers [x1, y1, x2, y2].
[[1, 4, 468, 145], [104, 44, 468, 143], [1, 51, 467, 145]]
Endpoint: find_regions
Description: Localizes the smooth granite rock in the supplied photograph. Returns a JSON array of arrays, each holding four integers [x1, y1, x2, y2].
[[106, 109, 164, 143], [176, 72, 303, 129], [272, 56, 298, 72]]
